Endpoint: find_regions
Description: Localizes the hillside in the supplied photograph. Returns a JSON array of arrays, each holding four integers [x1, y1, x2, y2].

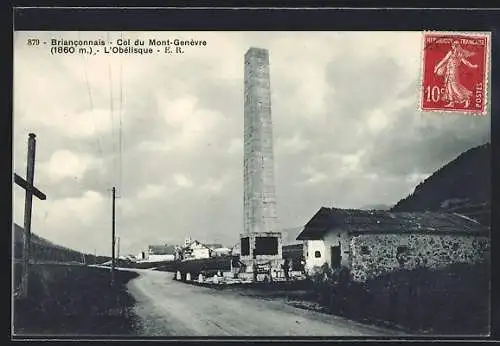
[[391, 143, 490, 226], [281, 226, 304, 246], [360, 204, 391, 211], [13, 223, 110, 264], [14, 224, 73, 251]]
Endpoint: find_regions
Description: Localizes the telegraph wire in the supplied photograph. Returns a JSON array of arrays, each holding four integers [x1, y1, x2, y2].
[[118, 31, 125, 256], [106, 31, 117, 190], [78, 31, 103, 162], [106, 31, 117, 260], [78, 31, 95, 112], [118, 31, 124, 197]]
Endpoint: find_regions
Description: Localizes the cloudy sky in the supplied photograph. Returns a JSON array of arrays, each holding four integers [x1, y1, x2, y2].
[[13, 31, 491, 256]]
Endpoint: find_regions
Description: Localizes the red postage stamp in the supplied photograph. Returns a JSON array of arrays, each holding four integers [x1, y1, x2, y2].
[[420, 31, 490, 115]]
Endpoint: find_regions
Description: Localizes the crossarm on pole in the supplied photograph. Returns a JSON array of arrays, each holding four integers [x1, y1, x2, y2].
[[14, 173, 47, 200]]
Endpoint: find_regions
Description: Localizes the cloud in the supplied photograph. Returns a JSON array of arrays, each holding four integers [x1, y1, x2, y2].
[[139, 94, 228, 153], [276, 134, 311, 153], [363, 105, 490, 176], [49, 190, 105, 224], [299, 165, 329, 186], [40, 150, 100, 182], [137, 184, 166, 200], [173, 174, 194, 188], [201, 175, 231, 194], [227, 138, 243, 154], [366, 108, 389, 134]]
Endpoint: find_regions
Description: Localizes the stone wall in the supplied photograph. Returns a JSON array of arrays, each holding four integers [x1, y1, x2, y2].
[[349, 232, 490, 282]]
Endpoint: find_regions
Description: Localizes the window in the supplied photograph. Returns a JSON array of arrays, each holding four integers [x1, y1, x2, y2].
[[254, 237, 278, 255], [360, 246, 370, 255], [396, 245, 409, 265], [314, 251, 321, 258], [241, 237, 250, 256], [397, 245, 409, 255]]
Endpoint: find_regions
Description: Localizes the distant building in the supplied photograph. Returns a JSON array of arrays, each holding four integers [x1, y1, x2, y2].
[[148, 244, 175, 255], [205, 243, 223, 250], [297, 207, 490, 282], [120, 254, 137, 261], [186, 241, 211, 259], [213, 247, 232, 256], [146, 244, 176, 262], [180, 240, 230, 260], [137, 251, 147, 261], [148, 254, 175, 262], [179, 240, 205, 260]]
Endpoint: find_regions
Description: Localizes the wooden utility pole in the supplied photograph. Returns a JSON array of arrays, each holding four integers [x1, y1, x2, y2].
[[14, 133, 47, 299], [111, 187, 116, 286], [117, 237, 120, 260]]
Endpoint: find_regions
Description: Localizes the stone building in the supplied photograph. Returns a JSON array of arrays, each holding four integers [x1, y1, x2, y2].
[[297, 207, 490, 282]]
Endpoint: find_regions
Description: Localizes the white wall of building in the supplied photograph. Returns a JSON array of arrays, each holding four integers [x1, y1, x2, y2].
[[136, 251, 147, 261], [148, 254, 175, 262], [214, 247, 231, 256], [322, 228, 351, 268], [192, 247, 210, 259], [303, 240, 327, 273], [302, 228, 351, 276]]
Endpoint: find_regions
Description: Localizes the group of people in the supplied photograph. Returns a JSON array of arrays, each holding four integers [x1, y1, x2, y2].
[[282, 256, 306, 280]]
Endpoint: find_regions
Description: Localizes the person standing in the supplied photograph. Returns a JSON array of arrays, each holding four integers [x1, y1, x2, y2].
[[283, 258, 290, 280], [288, 258, 293, 279]]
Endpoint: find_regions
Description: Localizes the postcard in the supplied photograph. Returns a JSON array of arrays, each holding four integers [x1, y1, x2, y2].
[[12, 28, 491, 338]]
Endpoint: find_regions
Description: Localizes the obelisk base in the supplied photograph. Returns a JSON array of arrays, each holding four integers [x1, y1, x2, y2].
[[237, 232, 284, 282]]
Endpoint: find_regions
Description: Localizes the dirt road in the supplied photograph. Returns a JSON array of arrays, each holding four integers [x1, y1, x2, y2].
[[127, 269, 407, 337]]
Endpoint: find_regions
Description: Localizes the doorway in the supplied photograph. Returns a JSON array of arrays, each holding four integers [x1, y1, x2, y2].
[[331, 244, 341, 269]]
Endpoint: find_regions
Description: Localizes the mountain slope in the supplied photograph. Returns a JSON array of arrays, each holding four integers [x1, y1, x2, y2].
[[360, 204, 391, 211], [14, 223, 78, 251], [281, 226, 304, 246], [13, 224, 110, 264], [391, 143, 490, 226]]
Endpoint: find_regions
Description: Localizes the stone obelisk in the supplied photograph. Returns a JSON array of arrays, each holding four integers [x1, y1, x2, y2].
[[243, 47, 278, 235]]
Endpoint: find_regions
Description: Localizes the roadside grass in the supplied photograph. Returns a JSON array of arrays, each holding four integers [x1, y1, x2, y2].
[[13, 264, 140, 336]]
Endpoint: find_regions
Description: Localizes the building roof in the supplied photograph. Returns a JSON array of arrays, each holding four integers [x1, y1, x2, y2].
[[205, 243, 223, 249], [184, 240, 216, 250], [296, 207, 489, 240], [148, 244, 176, 255]]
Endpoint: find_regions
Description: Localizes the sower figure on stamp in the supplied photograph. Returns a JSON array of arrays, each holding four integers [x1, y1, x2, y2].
[[434, 40, 478, 108]]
